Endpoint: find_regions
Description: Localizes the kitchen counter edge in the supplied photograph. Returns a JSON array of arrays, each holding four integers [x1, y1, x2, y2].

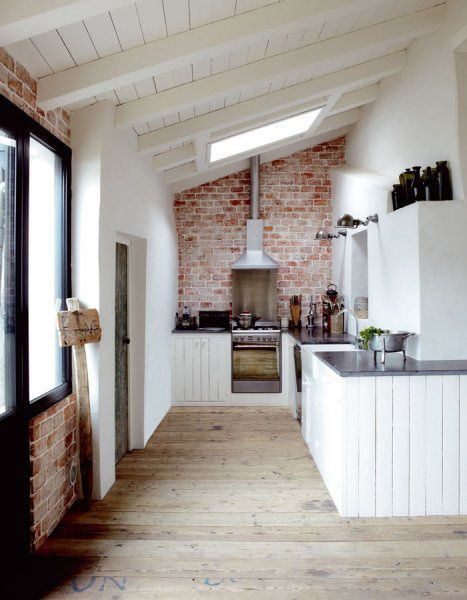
[[315, 351, 467, 377]]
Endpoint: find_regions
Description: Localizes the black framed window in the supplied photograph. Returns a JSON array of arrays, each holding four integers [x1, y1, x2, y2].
[[0, 94, 71, 419]]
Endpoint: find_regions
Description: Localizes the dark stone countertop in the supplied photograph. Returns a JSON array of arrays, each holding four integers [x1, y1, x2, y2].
[[287, 327, 356, 346], [315, 351, 467, 377], [172, 328, 230, 333]]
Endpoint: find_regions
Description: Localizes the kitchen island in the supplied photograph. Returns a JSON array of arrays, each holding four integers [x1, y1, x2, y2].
[[302, 348, 467, 519]]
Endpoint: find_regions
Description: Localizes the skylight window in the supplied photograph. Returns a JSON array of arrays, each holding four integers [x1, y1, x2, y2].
[[209, 107, 323, 163]]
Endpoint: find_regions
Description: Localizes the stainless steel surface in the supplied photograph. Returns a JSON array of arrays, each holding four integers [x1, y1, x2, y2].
[[250, 155, 260, 219], [369, 331, 414, 363], [231, 155, 279, 270], [337, 308, 360, 349], [232, 326, 281, 394], [233, 269, 278, 323], [197, 327, 227, 332], [293, 344, 302, 423]]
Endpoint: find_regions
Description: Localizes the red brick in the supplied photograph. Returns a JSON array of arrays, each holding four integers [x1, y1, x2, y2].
[[174, 138, 345, 317]]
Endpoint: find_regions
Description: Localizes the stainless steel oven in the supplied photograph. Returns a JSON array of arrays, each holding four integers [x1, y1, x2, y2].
[[232, 328, 281, 393]]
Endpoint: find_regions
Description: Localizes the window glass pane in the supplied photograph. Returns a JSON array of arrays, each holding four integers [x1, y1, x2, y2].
[[28, 137, 65, 401], [0, 130, 16, 415]]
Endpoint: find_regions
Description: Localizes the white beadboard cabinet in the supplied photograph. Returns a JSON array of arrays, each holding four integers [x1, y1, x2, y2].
[[172, 333, 290, 406], [172, 334, 230, 404], [302, 352, 467, 518]]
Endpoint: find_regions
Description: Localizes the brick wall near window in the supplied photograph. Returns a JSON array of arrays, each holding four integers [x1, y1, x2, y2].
[[29, 395, 78, 551], [0, 47, 70, 146], [0, 46, 76, 551], [174, 138, 345, 318]]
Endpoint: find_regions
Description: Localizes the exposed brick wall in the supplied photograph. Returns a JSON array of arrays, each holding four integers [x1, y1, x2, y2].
[[30, 395, 78, 551], [174, 138, 345, 318], [0, 47, 71, 146], [0, 47, 76, 550]]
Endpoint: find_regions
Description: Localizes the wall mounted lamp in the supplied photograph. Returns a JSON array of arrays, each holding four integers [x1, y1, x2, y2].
[[315, 229, 347, 240], [336, 213, 379, 228]]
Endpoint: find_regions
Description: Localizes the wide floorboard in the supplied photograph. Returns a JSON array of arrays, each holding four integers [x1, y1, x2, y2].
[[12, 407, 467, 598]]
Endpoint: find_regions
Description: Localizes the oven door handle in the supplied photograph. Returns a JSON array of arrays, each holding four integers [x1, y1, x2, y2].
[[233, 344, 279, 350]]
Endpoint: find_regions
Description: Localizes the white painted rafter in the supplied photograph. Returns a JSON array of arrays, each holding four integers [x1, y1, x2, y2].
[[117, 6, 443, 129], [139, 52, 406, 155], [153, 143, 196, 172], [0, 0, 135, 46], [36, 0, 391, 110]]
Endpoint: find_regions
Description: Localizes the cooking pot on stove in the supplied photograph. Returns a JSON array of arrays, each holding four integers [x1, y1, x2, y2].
[[234, 312, 260, 330]]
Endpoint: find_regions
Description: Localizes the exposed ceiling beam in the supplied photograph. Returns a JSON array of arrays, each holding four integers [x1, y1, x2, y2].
[[153, 144, 196, 173], [0, 0, 135, 46], [330, 84, 379, 115], [170, 111, 359, 191], [164, 162, 197, 186], [139, 52, 406, 155], [117, 6, 443, 129], [36, 0, 389, 110]]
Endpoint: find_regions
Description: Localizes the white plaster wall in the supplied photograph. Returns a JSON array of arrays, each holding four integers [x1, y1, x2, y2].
[[346, 3, 463, 201], [332, 168, 421, 358], [333, 0, 467, 360], [72, 102, 178, 498]]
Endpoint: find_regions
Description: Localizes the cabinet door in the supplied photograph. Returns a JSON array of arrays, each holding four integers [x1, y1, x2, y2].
[[204, 336, 229, 403], [172, 336, 186, 404]]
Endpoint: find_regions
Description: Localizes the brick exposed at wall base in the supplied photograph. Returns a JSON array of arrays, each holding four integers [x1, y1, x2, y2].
[[0, 47, 70, 146], [30, 395, 78, 551], [174, 138, 345, 318]]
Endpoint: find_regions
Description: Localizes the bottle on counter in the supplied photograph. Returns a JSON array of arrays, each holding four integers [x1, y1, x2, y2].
[[182, 306, 191, 328]]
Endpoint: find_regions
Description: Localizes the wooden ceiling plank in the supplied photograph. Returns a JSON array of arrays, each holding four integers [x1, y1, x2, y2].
[[0, 0, 136, 46], [83, 12, 121, 58], [138, 51, 405, 154], [37, 0, 393, 109], [118, 6, 442, 129], [110, 4, 144, 51], [135, 0, 167, 43]]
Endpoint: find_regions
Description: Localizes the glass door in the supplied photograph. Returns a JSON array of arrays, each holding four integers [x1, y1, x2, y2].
[[0, 125, 29, 562]]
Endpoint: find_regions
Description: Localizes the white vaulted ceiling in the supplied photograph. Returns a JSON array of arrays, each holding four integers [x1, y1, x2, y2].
[[2, 0, 446, 188]]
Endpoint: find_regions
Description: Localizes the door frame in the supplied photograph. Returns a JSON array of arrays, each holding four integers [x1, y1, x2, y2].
[[115, 233, 147, 452]]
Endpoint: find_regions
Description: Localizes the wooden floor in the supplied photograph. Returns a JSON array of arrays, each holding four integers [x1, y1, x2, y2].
[[14, 407, 467, 598]]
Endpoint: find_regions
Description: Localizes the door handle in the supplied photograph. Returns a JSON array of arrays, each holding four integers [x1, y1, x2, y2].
[[123, 337, 130, 345]]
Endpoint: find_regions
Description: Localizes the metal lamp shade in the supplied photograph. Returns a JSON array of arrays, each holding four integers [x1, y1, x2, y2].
[[337, 213, 359, 228]]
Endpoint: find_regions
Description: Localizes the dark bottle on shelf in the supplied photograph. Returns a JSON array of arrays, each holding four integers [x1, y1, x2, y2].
[[423, 166, 438, 201], [411, 166, 425, 201], [391, 184, 404, 211], [436, 161, 453, 200], [399, 168, 414, 204]]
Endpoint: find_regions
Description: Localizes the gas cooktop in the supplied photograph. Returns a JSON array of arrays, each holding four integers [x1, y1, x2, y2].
[[232, 325, 280, 332]]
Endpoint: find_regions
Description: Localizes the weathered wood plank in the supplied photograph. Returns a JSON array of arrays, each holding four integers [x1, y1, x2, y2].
[[30, 406, 467, 599]]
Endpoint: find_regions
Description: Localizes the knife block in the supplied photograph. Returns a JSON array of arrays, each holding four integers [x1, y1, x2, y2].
[[290, 305, 301, 327]]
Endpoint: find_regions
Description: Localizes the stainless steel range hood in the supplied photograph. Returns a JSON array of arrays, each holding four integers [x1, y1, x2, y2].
[[232, 155, 279, 270]]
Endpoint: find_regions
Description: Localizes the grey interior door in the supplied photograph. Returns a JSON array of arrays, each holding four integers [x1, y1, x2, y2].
[[115, 242, 129, 464]]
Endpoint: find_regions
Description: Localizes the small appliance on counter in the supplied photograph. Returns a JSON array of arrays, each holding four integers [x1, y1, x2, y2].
[[174, 306, 197, 330], [198, 310, 230, 332]]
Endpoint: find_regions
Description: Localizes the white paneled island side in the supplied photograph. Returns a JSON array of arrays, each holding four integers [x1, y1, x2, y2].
[[301, 347, 467, 518]]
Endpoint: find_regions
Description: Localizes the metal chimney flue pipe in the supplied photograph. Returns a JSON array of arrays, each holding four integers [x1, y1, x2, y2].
[[250, 155, 260, 219]]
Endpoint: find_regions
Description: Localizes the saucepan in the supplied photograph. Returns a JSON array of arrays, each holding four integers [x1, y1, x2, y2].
[[234, 312, 260, 330]]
